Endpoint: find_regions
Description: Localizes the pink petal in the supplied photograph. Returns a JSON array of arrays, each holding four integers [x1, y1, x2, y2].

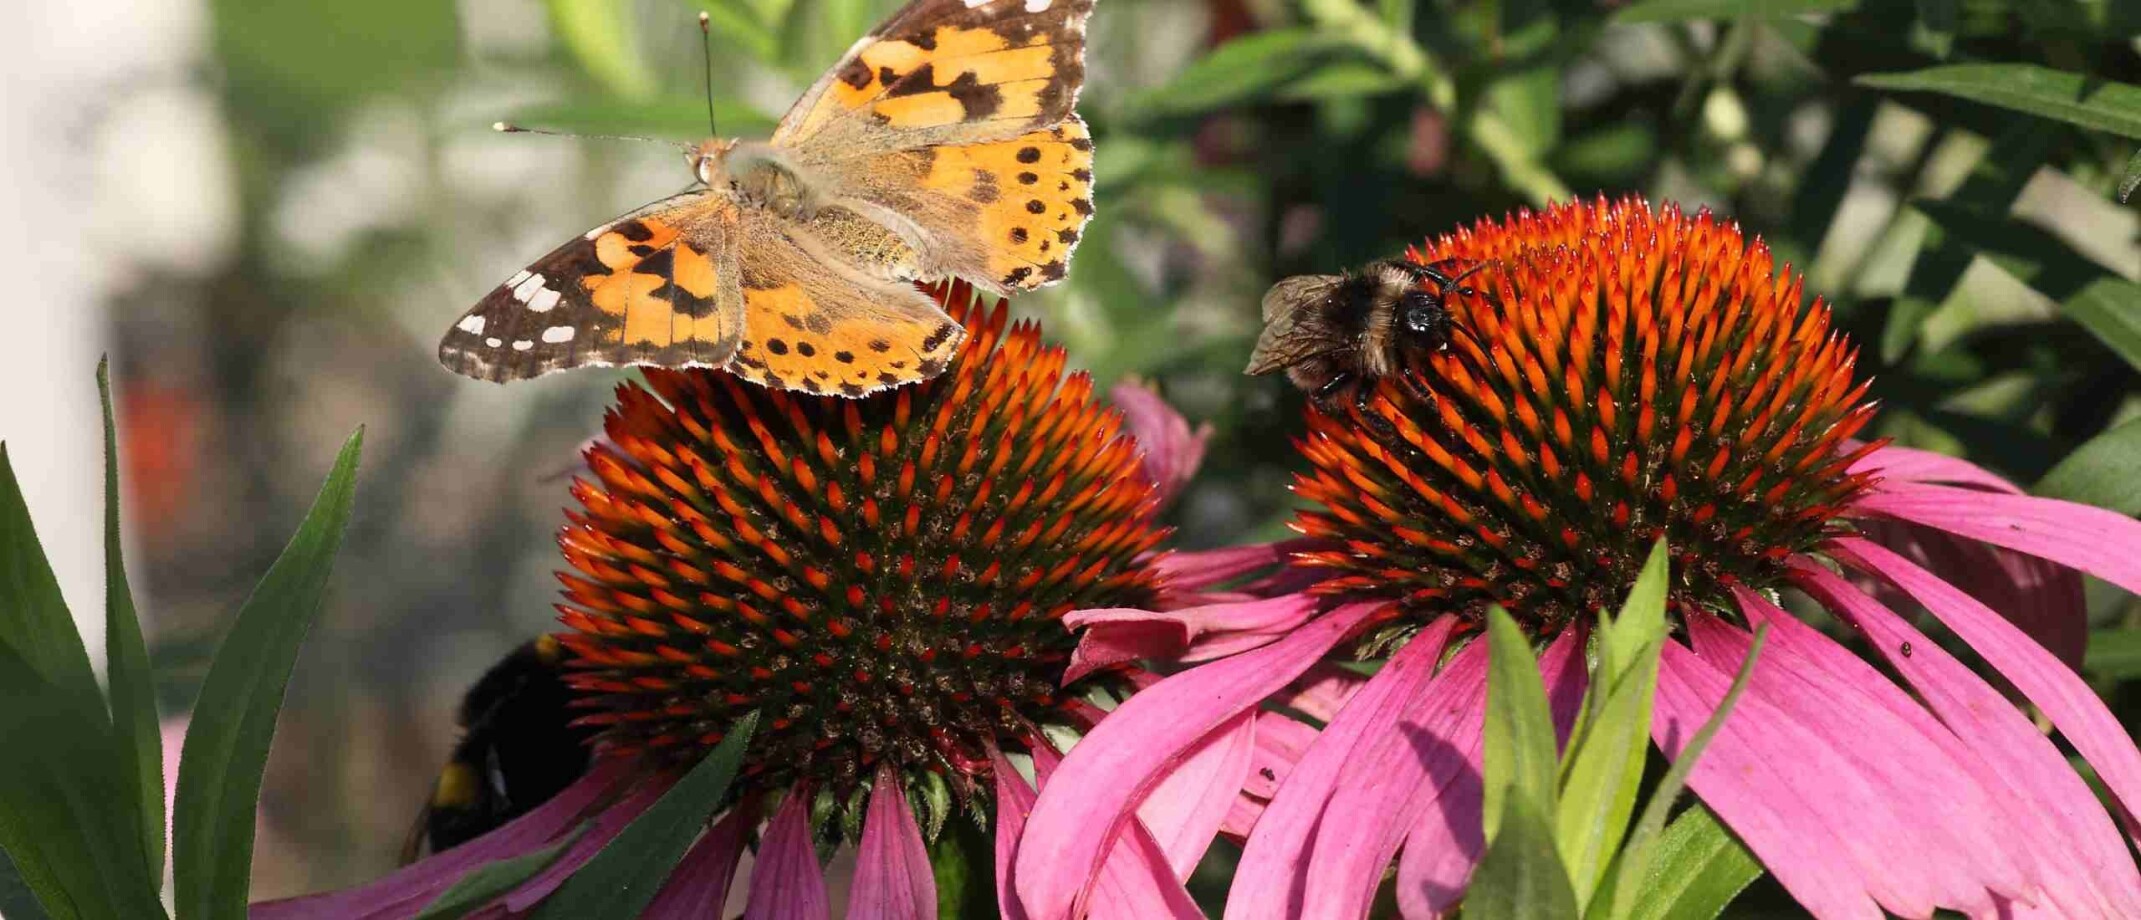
[[1242, 713, 1319, 800], [1681, 609, 2028, 915], [994, 750, 1042, 920], [643, 811, 749, 920], [1065, 595, 1323, 680], [1859, 517, 2088, 667], [1268, 662, 1369, 723], [1020, 744, 1205, 919], [1150, 543, 1301, 592], [1652, 643, 1884, 920], [851, 768, 936, 920], [499, 780, 670, 912], [1829, 536, 2141, 844], [249, 761, 633, 920], [1851, 480, 2141, 597], [1138, 711, 1256, 879], [1784, 568, 2141, 916], [1110, 381, 1211, 510], [1850, 443, 2022, 494], [743, 792, 829, 920], [1015, 601, 1385, 919], [1392, 627, 1580, 919], [1226, 617, 1461, 920]]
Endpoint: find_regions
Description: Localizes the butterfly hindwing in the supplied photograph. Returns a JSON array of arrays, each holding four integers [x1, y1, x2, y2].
[[439, 195, 743, 382]]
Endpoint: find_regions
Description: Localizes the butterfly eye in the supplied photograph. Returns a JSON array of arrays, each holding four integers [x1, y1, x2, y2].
[[691, 154, 716, 186]]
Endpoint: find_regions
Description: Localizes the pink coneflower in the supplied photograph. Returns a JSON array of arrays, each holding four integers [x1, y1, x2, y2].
[[1016, 197, 2141, 919], [253, 286, 1222, 918]]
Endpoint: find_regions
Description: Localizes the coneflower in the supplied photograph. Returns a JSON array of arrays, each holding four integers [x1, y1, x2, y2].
[[1017, 197, 2141, 919], [254, 285, 1221, 919]]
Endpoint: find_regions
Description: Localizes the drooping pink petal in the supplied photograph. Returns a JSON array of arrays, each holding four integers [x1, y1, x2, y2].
[[1779, 571, 2141, 916], [743, 792, 829, 920], [1019, 744, 1205, 919], [994, 749, 1042, 920], [1226, 617, 1460, 920], [1851, 480, 2141, 597], [497, 780, 671, 913], [851, 767, 936, 920], [1391, 627, 1580, 919], [1681, 609, 2028, 915], [249, 760, 634, 920], [642, 811, 749, 920], [1242, 713, 1318, 801], [1138, 711, 1256, 879], [1065, 595, 1323, 681], [1016, 601, 1385, 920], [1651, 643, 1884, 920], [1859, 517, 2088, 666], [1268, 663, 1369, 723], [1110, 381, 1212, 510], [1849, 443, 2023, 494], [1829, 536, 2141, 844]]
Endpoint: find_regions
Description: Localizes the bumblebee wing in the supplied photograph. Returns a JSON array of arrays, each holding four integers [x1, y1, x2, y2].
[[1246, 275, 1346, 375]]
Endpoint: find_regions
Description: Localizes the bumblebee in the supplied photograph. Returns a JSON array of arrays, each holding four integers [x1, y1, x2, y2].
[[402, 635, 595, 860], [1245, 258, 1485, 403]]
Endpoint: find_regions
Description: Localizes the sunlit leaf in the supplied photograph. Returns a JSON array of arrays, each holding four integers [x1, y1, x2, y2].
[[1464, 797, 1579, 919], [1481, 607, 1559, 843], [545, 0, 656, 99], [2037, 417, 2141, 516], [1614, 804, 1763, 920], [1555, 541, 1669, 907], [1613, 0, 1854, 23], [1858, 65, 2141, 139]]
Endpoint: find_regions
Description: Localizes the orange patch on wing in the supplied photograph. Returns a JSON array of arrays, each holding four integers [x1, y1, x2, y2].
[[925, 117, 1093, 289], [732, 280, 962, 396], [812, 25, 1060, 133]]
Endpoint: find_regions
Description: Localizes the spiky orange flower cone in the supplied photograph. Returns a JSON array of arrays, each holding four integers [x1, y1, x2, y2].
[[1017, 197, 2141, 920]]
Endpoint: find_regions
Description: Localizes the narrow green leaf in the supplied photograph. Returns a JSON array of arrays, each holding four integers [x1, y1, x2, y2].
[[415, 828, 584, 920], [1788, 94, 1875, 259], [1463, 797, 1580, 919], [2037, 417, 2141, 516], [1556, 542, 1670, 907], [1481, 607, 1559, 843], [2083, 626, 2141, 681], [1612, 0, 1854, 23], [1122, 29, 1349, 119], [2057, 278, 2141, 373], [99, 358, 164, 877], [543, 0, 655, 99], [0, 849, 55, 920], [529, 712, 760, 920], [2120, 148, 2141, 203], [1615, 805, 1762, 920], [1857, 65, 2141, 140], [173, 430, 363, 920], [0, 640, 167, 920], [1601, 626, 1767, 920], [929, 817, 995, 920], [1913, 200, 2141, 371], [0, 447, 103, 707]]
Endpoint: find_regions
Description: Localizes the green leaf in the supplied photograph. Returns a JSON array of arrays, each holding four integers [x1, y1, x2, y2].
[[2037, 417, 2141, 516], [1612, 0, 1854, 23], [2084, 626, 2141, 681], [929, 817, 996, 920], [2120, 148, 2141, 203], [529, 712, 760, 920], [173, 430, 363, 920], [1481, 607, 1559, 843], [98, 359, 164, 877], [685, 0, 779, 62], [0, 639, 167, 920], [1912, 0, 1956, 58], [415, 828, 585, 920], [1912, 200, 2141, 371], [1599, 626, 1767, 920], [0, 849, 55, 920], [2056, 278, 2141, 373], [1463, 797, 1579, 919], [544, 0, 656, 99], [1857, 65, 2141, 140], [1555, 541, 1670, 908], [0, 447, 104, 707], [1615, 804, 1762, 920], [1122, 29, 1349, 120]]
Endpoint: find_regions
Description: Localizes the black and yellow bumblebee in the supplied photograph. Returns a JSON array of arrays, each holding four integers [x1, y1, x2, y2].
[[402, 635, 597, 860]]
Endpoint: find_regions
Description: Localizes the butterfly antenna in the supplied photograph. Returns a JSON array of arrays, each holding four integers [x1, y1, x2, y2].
[[699, 12, 719, 136], [492, 122, 684, 150]]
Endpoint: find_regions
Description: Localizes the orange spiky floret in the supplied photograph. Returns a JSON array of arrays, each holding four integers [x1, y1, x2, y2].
[[554, 283, 1167, 806], [1293, 197, 1881, 633]]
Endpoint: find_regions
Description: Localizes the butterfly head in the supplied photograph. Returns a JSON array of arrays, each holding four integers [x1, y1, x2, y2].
[[687, 138, 737, 186]]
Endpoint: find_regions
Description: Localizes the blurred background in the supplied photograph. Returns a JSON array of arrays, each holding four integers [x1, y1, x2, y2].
[[2, 0, 2137, 905]]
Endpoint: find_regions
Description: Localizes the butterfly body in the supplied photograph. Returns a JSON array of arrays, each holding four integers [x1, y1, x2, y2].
[[440, 0, 1095, 395]]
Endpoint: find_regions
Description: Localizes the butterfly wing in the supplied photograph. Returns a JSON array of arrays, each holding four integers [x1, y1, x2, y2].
[[438, 194, 745, 382], [725, 208, 966, 396]]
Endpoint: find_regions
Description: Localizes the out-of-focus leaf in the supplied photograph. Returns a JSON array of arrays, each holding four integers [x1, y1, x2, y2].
[[2037, 416, 2141, 516], [1912, 0, 1956, 58], [1483, 66, 1562, 158], [929, 817, 995, 920], [1481, 607, 1560, 843], [2120, 148, 2141, 203], [415, 829, 582, 920], [1914, 200, 2141, 371], [0, 640, 167, 920], [1612, 0, 1855, 23], [687, 0, 780, 62], [1464, 797, 1579, 919], [1555, 541, 1669, 907], [1857, 65, 2141, 140], [1790, 95, 1874, 261], [209, 0, 458, 120], [1554, 123, 1658, 181], [545, 0, 656, 99], [2085, 626, 2141, 681], [503, 97, 778, 142], [2056, 278, 2141, 372], [1614, 804, 1762, 920], [529, 713, 759, 920], [0, 448, 103, 707], [1123, 29, 1350, 119], [1882, 125, 2057, 360], [173, 431, 363, 920], [1275, 61, 1411, 102], [1598, 627, 1767, 920], [98, 359, 163, 877]]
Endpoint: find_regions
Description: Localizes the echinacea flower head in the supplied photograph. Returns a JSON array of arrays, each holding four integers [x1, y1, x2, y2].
[[255, 284, 1213, 919], [1019, 197, 2141, 920]]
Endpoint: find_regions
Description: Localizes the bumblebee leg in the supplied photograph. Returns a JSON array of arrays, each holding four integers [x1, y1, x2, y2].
[[1311, 372, 1357, 414]]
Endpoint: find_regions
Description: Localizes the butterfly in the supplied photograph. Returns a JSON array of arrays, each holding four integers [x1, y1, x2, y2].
[[438, 0, 1096, 396]]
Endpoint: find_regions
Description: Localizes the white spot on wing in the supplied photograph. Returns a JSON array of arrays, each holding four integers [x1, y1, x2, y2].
[[541, 326, 576, 343], [507, 269, 533, 287], [456, 315, 486, 334], [1024, 0, 1051, 10], [583, 222, 612, 241], [485, 337, 503, 348], [512, 273, 548, 303], [527, 287, 562, 313], [961, 0, 989, 8], [512, 340, 534, 351]]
